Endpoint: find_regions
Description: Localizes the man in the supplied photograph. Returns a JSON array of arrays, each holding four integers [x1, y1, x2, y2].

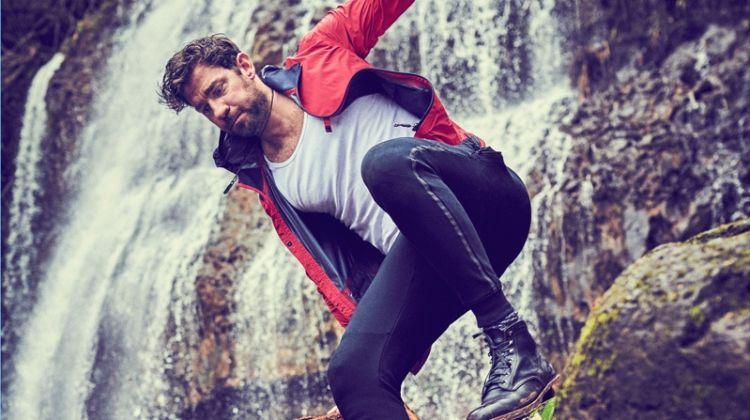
[[159, 0, 558, 418]]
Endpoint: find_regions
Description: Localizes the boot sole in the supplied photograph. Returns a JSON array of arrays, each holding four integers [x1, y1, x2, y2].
[[489, 374, 561, 420]]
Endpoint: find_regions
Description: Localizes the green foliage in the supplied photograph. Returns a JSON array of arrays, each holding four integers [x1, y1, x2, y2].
[[541, 397, 556, 420], [527, 397, 556, 420]]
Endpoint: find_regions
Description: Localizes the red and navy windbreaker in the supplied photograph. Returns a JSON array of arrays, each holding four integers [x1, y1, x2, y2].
[[212, 0, 483, 372]]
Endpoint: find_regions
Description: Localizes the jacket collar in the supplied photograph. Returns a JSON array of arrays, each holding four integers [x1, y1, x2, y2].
[[260, 63, 302, 106]]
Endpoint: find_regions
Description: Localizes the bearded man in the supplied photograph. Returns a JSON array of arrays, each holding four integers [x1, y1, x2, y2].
[[159, 0, 558, 418]]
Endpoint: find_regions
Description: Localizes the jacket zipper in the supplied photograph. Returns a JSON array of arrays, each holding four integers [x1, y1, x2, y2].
[[374, 67, 435, 133]]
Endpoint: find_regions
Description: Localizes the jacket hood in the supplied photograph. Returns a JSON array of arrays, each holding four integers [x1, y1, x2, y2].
[[213, 130, 261, 173]]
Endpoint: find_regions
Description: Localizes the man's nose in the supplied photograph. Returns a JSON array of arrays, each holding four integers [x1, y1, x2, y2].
[[210, 100, 230, 123]]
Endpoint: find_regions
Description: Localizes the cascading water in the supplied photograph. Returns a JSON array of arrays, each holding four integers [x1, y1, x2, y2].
[[4, 0, 574, 418], [6, 1, 256, 418], [4, 53, 65, 311], [2, 53, 67, 414]]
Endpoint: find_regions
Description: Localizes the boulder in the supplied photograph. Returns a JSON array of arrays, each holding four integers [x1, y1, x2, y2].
[[557, 220, 750, 419]]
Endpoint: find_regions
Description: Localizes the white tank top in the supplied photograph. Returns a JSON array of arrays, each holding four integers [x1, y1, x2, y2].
[[265, 93, 419, 254]]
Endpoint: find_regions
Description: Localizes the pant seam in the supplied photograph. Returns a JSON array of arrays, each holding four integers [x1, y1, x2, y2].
[[407, 143, 500, 291]]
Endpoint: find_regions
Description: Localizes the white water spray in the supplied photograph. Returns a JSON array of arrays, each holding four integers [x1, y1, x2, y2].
[[4, 53, 65, 302]]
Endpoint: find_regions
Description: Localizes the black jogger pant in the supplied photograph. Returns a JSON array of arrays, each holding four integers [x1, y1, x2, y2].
[[327, 137, 532, 419]]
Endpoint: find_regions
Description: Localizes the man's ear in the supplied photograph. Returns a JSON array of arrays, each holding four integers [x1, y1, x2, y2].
[[235, 52, 256, 79]]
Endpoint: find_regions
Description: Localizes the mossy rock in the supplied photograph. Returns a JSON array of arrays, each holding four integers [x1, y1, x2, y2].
[[557, 220, 750, 419]]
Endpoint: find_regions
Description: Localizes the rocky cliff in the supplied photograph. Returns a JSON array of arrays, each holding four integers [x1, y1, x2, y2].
[[526, 21, 749, 368]]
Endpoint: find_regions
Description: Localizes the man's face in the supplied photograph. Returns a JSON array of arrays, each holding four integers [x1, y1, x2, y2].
[[184, 55, 269, 137]]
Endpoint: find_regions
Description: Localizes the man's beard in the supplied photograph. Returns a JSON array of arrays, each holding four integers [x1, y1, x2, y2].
[[231, 91, 270, 138]]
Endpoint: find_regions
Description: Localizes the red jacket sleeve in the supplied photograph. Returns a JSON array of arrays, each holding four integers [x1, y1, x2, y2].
[[307, 0, 415, 58]]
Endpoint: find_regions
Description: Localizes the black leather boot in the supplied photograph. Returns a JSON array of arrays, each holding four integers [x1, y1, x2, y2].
[[466, 317, 559, 420]]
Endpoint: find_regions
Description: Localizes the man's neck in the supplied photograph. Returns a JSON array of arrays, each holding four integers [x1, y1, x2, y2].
[[259, 87, 304, 163]]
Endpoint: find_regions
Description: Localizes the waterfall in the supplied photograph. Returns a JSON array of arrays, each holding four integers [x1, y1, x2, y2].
[[367, 0, 567, 111], [6, 1, 256, 419], [5, 0, 574, 418], [3, 53, 65, 310], [230, 231, 343, 418]]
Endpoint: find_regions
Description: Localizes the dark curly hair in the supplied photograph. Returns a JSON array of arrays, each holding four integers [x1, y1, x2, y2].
[[158, 34, 241, 113]]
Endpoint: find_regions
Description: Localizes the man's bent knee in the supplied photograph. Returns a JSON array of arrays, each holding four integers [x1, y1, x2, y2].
[[361, 137, 418, 201]]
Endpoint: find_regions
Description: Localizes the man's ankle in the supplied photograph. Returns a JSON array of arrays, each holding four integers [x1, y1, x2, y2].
[[472, 292, 516, 328]]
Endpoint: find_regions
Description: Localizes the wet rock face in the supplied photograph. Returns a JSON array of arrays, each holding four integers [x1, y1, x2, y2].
[[555, 0, 748, 97], [248, 0, 338, 68], [556, 220, 750, 419], [166, 188, 271, 407], [527, 23, 749, 367]]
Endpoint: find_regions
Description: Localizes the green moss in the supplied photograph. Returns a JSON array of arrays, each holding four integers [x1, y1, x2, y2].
[[592, 352, 617, 379], [559, 221, 750, 418], [583, 345, 617, 380], [569, 351, 586, 366], [576, 316, 596, 346], [688, 305, 705, 326], [580, 308, 620, 354], [563, 306, 621, 392]]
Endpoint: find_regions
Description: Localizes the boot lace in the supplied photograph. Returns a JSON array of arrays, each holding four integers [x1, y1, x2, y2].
[[473, 329, 515, 393]]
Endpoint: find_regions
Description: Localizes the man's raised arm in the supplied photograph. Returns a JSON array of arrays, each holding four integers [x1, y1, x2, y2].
[[307, 0, 415, 58]]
